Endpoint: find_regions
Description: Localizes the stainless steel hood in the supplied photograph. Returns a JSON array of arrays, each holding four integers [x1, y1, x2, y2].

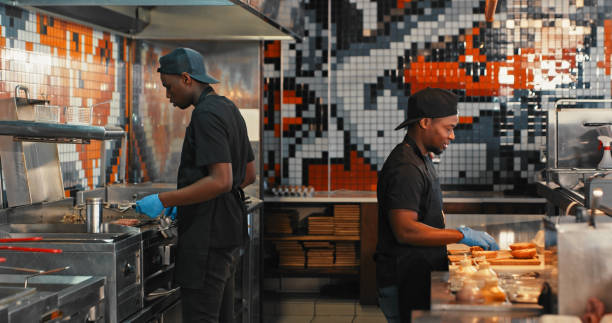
[[1, 0, 301, 40]]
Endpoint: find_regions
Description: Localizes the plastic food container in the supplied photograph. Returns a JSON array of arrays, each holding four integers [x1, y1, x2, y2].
[[65, 106, 93, 125]]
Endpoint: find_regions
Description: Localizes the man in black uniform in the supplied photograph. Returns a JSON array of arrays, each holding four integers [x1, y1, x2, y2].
[[134, 47, 255, 323], [375, 87, 499, 323]]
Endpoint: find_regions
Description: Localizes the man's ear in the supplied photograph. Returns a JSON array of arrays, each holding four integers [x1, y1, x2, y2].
[[418, 118, 431, 129], [180, 72, 192, 85]]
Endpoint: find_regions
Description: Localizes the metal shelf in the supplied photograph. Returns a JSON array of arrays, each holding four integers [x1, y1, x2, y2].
[[0, 120, 124, 143]]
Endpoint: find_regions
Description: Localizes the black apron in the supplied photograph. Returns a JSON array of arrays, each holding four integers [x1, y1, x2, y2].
[[397, 175, 443, 322], [376, 174, 445, 323]]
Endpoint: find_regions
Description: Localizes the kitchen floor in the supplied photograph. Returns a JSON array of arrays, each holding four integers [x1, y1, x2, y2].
[[263, 293, 387, 323]]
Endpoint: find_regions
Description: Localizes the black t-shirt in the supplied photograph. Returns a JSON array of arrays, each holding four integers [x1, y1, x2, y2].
[[175, 86, 254, 287], [375, 134, 448, 287]]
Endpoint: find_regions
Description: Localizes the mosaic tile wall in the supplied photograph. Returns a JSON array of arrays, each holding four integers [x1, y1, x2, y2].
[[263, 0, 612, 194], [0, 5, 127, 194], [130, 41, 261, 185]]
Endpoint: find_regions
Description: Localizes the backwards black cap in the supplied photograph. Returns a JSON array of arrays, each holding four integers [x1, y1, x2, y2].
[[395, 87, 458, 130]]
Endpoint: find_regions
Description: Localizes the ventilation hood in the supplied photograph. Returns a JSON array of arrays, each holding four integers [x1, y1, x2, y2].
[[1, 0, 302, 40]]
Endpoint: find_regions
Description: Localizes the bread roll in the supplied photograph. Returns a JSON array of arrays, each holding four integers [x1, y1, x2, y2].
[[509, 242, 536, 250], [511, 248, 537, 259]]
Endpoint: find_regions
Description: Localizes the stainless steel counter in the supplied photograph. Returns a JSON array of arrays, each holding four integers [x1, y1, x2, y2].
[[412, 272, 542, 323]]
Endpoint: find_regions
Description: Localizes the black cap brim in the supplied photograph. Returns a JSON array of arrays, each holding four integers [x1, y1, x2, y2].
[[394, 117, 421, 130], [189, 73, 219, 84]]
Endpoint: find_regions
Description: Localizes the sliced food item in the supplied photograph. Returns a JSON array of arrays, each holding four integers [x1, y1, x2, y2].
[[448, 243, 470, 255], [511, 248, 537, 259], [448, 255, 466, 263], [509, 242, 536, 250], [470, 246, 484, 252], [472, 250, 498, 259]]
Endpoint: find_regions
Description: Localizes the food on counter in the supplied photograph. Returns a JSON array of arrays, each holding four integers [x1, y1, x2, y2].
[[509, 242, 536, 250], [470, 246, 484, 252], [448, 249, 469, 255], [511, 248, 537, 259], [456, 278, 484, 304], [488, 258, 541, 265], [449, 257, 478, 292], [471, 261, 497, 288], [448, 255, 466, 263], [449, 246, 542, 266], [447, 243, 470, 255], [480, 278, 507, 304], [472, 250, 498, 259], [112, 218, 140, 226]]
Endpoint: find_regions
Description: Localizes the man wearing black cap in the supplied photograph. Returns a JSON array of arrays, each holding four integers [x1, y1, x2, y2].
[[134, 47, 255, 322], [375, 87, 499, 322]]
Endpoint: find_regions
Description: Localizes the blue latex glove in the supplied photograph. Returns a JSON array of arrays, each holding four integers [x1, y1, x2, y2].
[[164, 206, 177, 220], [457, 226, 500, 251], [134, 194, 164, 219]]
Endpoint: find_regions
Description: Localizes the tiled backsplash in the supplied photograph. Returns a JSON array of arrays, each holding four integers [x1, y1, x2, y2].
[[130, 40, 261, 185], [263, 0, 612, 194], [0, 5, 126, 194], [0, 5, 262, 198]]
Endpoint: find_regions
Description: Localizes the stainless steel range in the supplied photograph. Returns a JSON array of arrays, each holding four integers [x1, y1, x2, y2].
[[0, 223, 142, 323]]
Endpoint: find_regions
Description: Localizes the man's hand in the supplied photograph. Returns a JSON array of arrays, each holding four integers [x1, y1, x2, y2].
[[135, 194, 164, 219], [457, 226, 499, 250]]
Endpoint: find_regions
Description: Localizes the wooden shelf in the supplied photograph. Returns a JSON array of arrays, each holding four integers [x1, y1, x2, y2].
[[264, 235, 360, 241], [265, 266, 359, 276]]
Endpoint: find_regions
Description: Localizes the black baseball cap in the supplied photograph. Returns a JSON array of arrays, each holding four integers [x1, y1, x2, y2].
[[157, 47, 219, 84], [395, 87, 458, 130]]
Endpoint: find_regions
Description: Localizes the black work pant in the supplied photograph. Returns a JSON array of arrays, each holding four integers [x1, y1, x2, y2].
[[181, 247, 241, 323]]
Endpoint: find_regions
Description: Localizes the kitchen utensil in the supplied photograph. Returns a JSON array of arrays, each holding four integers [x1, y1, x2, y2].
[[158, 215, 177, 239], [24, 266, 70, 288], [0, 246, 62, 253], [0, 265, 43, 273]]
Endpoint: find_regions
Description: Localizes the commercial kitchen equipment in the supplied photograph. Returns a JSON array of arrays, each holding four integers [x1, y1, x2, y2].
[[538, 99, 612, 216], [0, 85, 125, 208], [0, 274, 105, 322], [0, 223, 143, 323]]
